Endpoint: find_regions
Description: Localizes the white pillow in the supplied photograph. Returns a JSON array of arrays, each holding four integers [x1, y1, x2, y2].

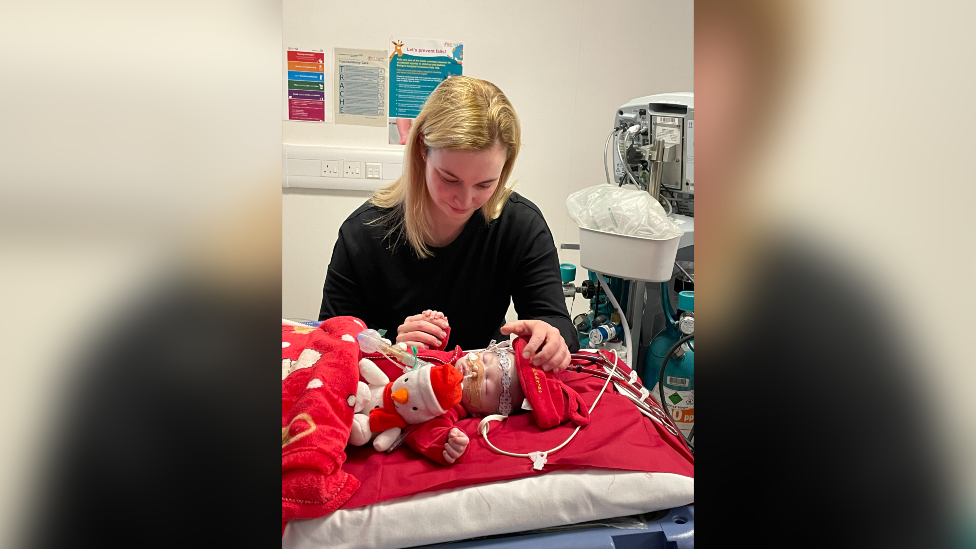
[[283, 469, 694, 549]]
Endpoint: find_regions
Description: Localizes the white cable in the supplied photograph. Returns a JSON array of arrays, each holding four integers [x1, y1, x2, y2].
[[658, 193, 673, 216], [603, 129, 618, 186], [595, 273, 632, 366], [479, 351, 621, 469]]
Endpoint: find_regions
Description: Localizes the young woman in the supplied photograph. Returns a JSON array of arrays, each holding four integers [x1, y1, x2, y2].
[[319, 76, 577, 372]]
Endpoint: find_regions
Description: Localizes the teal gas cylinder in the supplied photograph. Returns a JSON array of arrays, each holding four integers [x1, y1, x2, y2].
[[644, 289, 694, 436]]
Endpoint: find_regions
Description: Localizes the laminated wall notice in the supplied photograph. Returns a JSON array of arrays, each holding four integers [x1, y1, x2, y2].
[[334, 48, 387, 127], [387, 38, 463, 144]]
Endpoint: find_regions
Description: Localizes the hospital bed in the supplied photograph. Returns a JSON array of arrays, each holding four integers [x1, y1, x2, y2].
[[413, 505, 695, 548], [282, 320, 694, 549]]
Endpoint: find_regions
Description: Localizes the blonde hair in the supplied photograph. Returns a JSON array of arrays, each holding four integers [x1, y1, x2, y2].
[[371, 76, 521, 258]]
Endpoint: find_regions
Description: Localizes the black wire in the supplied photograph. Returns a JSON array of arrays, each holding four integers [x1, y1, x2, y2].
[[688, 425, 695, 443], [593, 278, 601, 325], [658, 334, 695, 455], [660, 188, 693, 200]]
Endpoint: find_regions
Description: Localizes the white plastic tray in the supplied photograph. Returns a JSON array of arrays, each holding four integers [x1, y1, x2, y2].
[[578, 227, 681, 282]]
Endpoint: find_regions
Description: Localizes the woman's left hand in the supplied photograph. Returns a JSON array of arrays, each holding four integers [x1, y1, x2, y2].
[[500, 320, 571, 373]]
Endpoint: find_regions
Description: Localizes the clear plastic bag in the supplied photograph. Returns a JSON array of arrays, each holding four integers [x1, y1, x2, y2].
[[566, 185, 684, 240]]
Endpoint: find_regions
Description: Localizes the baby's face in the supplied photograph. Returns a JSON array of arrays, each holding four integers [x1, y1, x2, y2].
[[454, 350, 523, 416]]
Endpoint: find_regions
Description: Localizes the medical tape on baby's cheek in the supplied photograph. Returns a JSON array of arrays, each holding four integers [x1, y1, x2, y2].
[[464, 353, 485, 408]]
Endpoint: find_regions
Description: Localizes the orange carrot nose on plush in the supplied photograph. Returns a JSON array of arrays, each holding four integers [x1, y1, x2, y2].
[[391, 388, 409, 404]]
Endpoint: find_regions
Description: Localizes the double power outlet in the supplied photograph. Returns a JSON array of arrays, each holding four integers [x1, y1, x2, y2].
[[323, 160, 382, 180]]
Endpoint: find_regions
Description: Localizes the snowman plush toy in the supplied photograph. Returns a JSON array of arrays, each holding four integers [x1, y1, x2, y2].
[[348, 341, 466, 465]]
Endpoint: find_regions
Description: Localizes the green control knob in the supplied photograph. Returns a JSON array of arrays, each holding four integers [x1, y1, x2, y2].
[[560, 263, 577, 284]]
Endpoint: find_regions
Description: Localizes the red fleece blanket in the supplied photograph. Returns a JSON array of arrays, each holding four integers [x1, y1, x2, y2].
[[281, 317, 366, 529], [282, 318, 694, 528]]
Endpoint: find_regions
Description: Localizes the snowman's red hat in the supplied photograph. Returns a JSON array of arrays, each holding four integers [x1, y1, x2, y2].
[[416, 362, 464, 416], [369, 364, 463, 432]]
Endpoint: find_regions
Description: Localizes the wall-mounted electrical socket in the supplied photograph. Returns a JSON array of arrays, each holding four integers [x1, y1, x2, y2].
[[343, 161, 363, 179], [365, 162, 382, 179], [322, 161, 340, 177], [285, 145, 404, 190]]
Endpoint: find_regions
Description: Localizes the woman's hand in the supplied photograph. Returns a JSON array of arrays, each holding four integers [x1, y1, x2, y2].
[[396, 310, 449, 351], [443, 427, 468, 464], [500, 319, 571, 373]]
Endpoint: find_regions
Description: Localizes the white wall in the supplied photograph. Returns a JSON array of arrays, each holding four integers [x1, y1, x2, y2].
[[283, 0, 694, 320]]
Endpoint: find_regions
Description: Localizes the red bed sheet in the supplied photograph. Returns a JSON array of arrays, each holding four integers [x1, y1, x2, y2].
[[340, 358, 694, 509]]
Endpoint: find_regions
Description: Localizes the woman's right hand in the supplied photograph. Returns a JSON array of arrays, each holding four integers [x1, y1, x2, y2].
[[396, 310, 449, 351]]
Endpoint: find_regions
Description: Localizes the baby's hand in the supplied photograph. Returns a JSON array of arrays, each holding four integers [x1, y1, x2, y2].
[[443, 427, 468, 464], [423, 310, 450, 331]]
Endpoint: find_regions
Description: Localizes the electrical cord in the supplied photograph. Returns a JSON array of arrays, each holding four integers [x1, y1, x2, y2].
[[688, 425, 695, 443], [661, 189, 694, 201], [570, 355, 686, 440], [617, 126, 644, 189], [593, 277, 601, 323], [596, 273, 632, 365], [658, 193, 673, 216], [674, 261, 694, 283], [658, 333, 695, 455], [659, 175, 684, 193], [603, 129, 618, 186]]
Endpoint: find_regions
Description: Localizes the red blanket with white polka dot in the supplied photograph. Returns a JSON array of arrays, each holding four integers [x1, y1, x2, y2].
[[281, 317, 367, 531]]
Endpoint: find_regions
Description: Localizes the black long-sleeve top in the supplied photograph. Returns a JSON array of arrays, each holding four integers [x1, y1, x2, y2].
[[319, 193, 579, 352]]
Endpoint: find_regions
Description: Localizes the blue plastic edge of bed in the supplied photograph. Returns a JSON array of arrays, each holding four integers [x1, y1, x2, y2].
[[410, 505, 695, 549]]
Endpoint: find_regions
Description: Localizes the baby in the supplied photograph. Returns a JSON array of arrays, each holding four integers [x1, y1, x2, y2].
[[362, 311, 588, 465], [436, 343, 527, 463]]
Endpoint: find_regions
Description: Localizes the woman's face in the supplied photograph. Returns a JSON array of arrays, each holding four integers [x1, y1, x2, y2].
[[424, 141, 507, 225]]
